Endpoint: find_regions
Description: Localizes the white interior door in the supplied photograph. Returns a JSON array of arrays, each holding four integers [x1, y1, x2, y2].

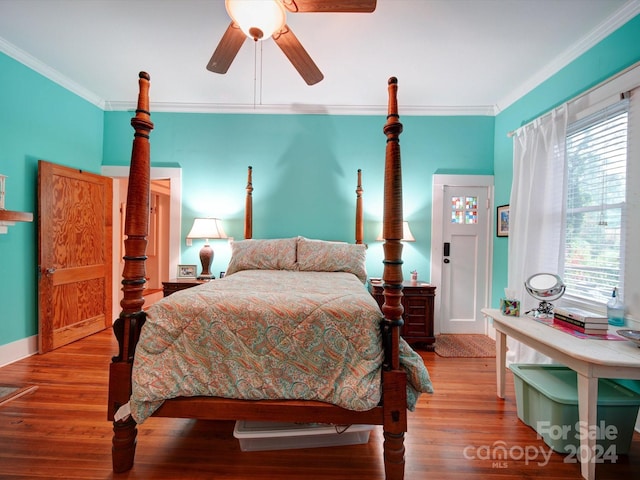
[[431, 175, 493, 335]]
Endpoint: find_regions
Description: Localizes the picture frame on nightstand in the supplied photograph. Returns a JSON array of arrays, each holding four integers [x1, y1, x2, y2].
[[177, 264, 197, 279]]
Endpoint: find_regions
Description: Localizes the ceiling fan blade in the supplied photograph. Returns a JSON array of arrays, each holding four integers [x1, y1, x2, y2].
[[280, 0, 376, 13], [273, 25, 324, 86], [206, 22, 246, 74]]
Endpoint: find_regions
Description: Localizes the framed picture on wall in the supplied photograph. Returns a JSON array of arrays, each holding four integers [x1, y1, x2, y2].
[[177, 264, 197, 279], [497, 204, 510, 237]]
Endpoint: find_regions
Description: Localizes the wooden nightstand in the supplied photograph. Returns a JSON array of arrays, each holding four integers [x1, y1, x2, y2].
[[370, 280, 437, 350], [162, 278, 208, 297]]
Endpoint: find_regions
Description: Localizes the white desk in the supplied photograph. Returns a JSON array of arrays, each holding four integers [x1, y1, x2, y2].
[[482, 308, 640, 480]]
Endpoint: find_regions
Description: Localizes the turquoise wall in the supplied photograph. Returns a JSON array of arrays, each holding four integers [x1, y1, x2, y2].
[[1, 13, 639, 351], [0, 53, 104, 347], [491, 14, 640, 307], [103, 112, 494, 279]]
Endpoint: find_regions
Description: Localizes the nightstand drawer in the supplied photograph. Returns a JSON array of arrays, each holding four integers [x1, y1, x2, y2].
[[369, 280, 436, 350], [162, 279, 207, 296]]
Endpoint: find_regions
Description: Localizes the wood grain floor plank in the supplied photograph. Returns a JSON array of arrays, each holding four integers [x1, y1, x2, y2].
[[0, 328, 638, 479]]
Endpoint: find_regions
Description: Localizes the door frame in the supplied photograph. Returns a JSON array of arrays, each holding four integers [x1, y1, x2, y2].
[[101, 166, 182, 322], [430, 174, 494, 335]]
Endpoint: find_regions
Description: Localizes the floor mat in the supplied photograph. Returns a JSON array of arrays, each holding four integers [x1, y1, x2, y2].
[[434, 334, 495, 358], [0, 384, 38, 407]]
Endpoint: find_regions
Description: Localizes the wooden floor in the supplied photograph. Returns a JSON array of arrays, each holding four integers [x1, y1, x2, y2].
[[1, 329, 638, 479]]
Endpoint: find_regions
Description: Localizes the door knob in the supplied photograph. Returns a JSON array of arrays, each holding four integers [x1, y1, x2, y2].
[[45, 267, 56, 275]]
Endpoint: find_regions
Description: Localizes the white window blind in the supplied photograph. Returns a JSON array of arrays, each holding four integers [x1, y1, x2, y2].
[[563, 99, 629, 304]]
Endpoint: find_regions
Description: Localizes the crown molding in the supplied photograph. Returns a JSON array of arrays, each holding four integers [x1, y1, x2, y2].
[[4, 1, 637, 118], [0, 34, 495, 117], [495, 0, 640, 113], [0, 32, 494, 117], [105, 100, 497, 117], [0, 36, 105, 109]]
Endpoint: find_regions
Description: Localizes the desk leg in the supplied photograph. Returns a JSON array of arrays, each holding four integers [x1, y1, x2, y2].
[[495, 330, 507, 399], [577, 373, 598, 480]]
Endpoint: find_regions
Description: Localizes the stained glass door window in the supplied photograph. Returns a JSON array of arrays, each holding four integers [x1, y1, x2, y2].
[[451, 196, 478, 224]]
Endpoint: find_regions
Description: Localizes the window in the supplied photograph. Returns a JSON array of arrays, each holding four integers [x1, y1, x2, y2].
[[563, 100, 628, 304], [450, 196, 478, 224]]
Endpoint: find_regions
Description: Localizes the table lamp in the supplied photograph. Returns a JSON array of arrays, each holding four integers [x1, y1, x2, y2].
[[187, 218, 227, 279]]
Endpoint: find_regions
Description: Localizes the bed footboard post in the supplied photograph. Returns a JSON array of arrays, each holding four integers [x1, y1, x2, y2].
[[380, 76, 408, 480], [355, 169, 364, 244], [381, 76, 405, 371], [382, 368, 408, 480], [245, 166, 253, 239], [108, 72, 154, 473], [112, 415, 138, 472]]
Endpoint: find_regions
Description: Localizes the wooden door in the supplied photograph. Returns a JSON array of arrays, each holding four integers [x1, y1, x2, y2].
[[38, 160, 113, 353]]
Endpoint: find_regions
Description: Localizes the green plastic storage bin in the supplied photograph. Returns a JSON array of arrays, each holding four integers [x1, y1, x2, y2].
[[510, 364, 640, 455]]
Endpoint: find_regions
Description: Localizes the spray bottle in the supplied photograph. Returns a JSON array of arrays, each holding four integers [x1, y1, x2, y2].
[[606, 287, 625, 327]]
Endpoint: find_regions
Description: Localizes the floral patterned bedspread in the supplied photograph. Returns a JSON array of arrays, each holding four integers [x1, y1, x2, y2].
[[130, 270, 433, 423]]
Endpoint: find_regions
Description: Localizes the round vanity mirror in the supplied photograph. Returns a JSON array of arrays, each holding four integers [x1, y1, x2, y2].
[[524, 273, 565, 316]]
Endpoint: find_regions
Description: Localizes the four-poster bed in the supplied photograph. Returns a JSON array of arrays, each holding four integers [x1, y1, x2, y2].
[[107, 72, 431, 480]]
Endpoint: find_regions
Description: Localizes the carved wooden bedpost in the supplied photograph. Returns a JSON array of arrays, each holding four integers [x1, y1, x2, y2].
[[381, 76, 408, 480], [355, 169, 364, 244], [245, 166, 253, 240], [108, 72, 154, 473]]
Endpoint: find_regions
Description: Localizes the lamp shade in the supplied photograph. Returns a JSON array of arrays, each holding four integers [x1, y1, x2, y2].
[[225, 0, 286, 41], [187, 218, 227, 240], [402, 221, 415, 242], [376, 221, 415, 242]]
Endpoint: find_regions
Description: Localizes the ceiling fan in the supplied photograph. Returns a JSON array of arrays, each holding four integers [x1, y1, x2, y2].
[[206, 0, 377, 85]]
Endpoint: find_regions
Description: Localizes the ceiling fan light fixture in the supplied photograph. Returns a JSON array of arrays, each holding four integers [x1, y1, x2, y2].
[[225, 0, 286, 41]]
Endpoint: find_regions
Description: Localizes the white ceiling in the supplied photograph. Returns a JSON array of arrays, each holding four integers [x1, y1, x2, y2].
[[1, 0, 638, 115]]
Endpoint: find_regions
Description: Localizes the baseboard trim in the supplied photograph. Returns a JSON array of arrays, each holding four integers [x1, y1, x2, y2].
[[0, 335, 38, 368]]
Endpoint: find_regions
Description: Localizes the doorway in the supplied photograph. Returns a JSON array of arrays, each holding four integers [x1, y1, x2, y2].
[[101, 166, 182, 319], [431, 175, 493, 335], [143, 179, 171, 304]]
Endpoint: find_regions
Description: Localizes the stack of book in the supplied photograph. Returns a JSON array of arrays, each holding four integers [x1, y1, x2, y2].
[[553, 307, 609, 335]]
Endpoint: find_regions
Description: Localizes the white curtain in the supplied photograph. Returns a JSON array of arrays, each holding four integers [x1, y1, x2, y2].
[[625, 87, 640, 323], [507, 104, 568, 364]]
